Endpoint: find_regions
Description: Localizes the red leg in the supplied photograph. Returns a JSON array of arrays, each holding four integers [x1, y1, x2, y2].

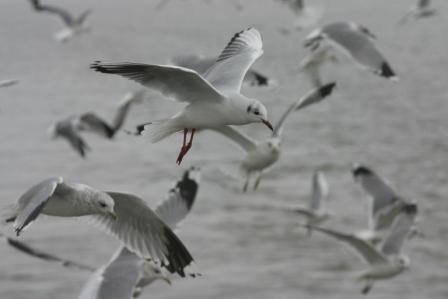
[[176, 129, 196, 165]]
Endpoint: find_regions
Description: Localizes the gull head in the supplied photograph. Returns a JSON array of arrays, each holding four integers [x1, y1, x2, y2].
[[246, 100, 273, 131], [392, 255, 411, 271], [140, 263, 171, 286], [267, 138, 281, 154], [94, 193, 117, 219]]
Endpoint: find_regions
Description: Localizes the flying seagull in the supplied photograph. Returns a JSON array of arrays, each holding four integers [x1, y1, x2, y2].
[[275, 0, 323, 31], [304, 21, 398, 81], [293, 170, 330, 235], [210, 82, 335, 191], [48, 90, 142, 157], [4, 176, 195, 277], [91, 28, 274, 165], [171, 54, 276, 88], [298, 45, 338, 88], [28, 0, 91, 42], [399, 0, 436, 24], [0, 79, 19, 88], [308, 203, 418, 294]]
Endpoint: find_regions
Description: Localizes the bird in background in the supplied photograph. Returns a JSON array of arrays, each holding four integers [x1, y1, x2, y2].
[[28, 0, 92, 43], [304, 21, 398, 81], [91, 28, 274, 165], [307, 203, 418, 294], [48, 90, 143, 158], [0, 79, 19, 88], [210, 82, 335, 192], [275, 0, 324, 33], [399, 0, 436, 25], [298, 45, 338, 88], [293, 170, 330, 236]]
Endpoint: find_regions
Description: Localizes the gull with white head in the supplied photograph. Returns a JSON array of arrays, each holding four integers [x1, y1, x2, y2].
[[91, 28, 274, 165], [308, 203, 418, 294], [210, 83, 335, 191], [304, 21, 398, 81], [28, 0, 92, 42]]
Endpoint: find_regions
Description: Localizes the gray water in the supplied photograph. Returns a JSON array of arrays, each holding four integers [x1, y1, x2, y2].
[[1, 0, 448, 298]]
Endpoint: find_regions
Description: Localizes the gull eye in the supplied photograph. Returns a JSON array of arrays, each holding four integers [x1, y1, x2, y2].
[[99, 201, 107, 208], [254, 110, 260, 116], [154, 268, 161, 274]]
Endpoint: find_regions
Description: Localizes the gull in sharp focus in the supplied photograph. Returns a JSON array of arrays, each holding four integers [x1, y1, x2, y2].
[[4, 176, 196, 277], [304, 21, 398, 81], [211, 82, 335, 192], [171, 54, 276, 88], [399, 0, 436, 25], [309, 203, 417, 294], [352, 163, 413, 244], [0, 79, 19, 88], [48, 90, 142, 158], [28, 0, 92, 43], [293, 170, 330, 235], [91, 28, 274, 165]]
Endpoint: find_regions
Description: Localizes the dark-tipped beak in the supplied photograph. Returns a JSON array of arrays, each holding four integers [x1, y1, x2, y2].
[[262, 120, 274, 131]]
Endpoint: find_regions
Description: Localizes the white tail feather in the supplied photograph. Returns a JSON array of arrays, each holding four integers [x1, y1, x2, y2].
[[146, 120, 181, 143]]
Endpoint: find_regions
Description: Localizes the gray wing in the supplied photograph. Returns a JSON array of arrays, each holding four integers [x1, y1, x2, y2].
[[29, 0, 75, 25], [170, 54, 216, 75], [109, 91, 140, 133], [318, 22, 398, 80], [54, 119, 90, 158], [79, 113, 115, 139], [419, 0, 430, 9], [310, 225, 388, 265], [310, 170, 329, 211], [277, 0, 304, 13], [0, 232, 93, 271], [209, 125, 257, 152], [76, 9, 91, 25], [0, 79, 19, 88], [155, 167, 201, 228], [204, 28, 263, 94], [381, 204, 418, 256], [13, 177, 63, 235], [97, 192, 194, 276], [243, 69, 274, 87], [91, 62, 224, 104], [273, 82, 336, 136]]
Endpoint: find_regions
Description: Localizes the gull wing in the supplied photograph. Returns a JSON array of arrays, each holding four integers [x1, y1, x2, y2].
[[79, 113, 115, 139], [171, 54, 216, 75], [29, 0, 75, 25], [310, 225, 388, 265], [91, 62, 224, 103], [98, 192, 194, 276], [273, 82, 335, 136], [209, 125, 257, 153], [78, 246, 143, 299], [204, 28, 263, 94], [381, 204, 417, 256], [155, 167, 201, 229], [309, 170, 329, 211], [76, 9, 91, 25]]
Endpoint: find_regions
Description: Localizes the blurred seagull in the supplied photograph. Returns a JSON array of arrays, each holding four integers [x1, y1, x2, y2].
[[352, 164, 411, 244], [294, 170, 330, 235], [28, 0, 91, 42], [4, 176, 196, 277], [91, 28, 274, 165], [171, 54, 276, 88], [276, 0, 323, 31], [211, 82, 335, 191], [304, 22, 398, 81], [48, 90, 142, 158], [399, 0, 436, 24], [0, 79, 19, 88], [298, 45, 338, 88], [309, 203, 418, 294]]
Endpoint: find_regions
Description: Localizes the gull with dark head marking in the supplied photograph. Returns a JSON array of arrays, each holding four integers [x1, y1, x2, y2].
[[4, 176, 196, 277], [399, 0, 436, 24], [48, 91, 142, 157], [304, 21, 398, 81], [308, 203, 418, 294], [293, 170, 330, 235], [210, 82, 335, 191], [28, 0, 91, 42], [91, 28, 274, 165]]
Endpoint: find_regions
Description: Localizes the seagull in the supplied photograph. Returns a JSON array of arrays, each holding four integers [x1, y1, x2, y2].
[[210, 82, 335, 191], [4, 176, 196, 277], [170, 54, 276, 88], [48, 90, 141, 157], [399, 0, 436, 24], [28, 0, 91, 42], [0, 79, 19, 88], [275, 0, 323, 31], [308, 203, 418, 294], [304, 21, 398, 81], [293, 170, 330, 235], [352, 164, 410, 244], [90, 28, 274, 165], [298, 45, 338, 88]]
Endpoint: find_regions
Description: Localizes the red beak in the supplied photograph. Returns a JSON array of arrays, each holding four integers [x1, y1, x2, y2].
[[262, 120, 274, 131]]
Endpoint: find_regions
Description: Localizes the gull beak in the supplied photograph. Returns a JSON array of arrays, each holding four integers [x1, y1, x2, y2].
[[162, 277, 172, 285], [262, 120, 274, 131], [109, 211, 118, 220]]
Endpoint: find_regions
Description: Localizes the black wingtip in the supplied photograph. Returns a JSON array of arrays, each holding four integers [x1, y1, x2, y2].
[[177, 168, 200, 210], [380, 62, 397, 80], [319, 82, 336, 98], [403, 203, 418, 215], [161, 226, 194, 277], [5, 216, 16, 223], [90, 61, 106, 72], [352, 164, 373, 177]]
